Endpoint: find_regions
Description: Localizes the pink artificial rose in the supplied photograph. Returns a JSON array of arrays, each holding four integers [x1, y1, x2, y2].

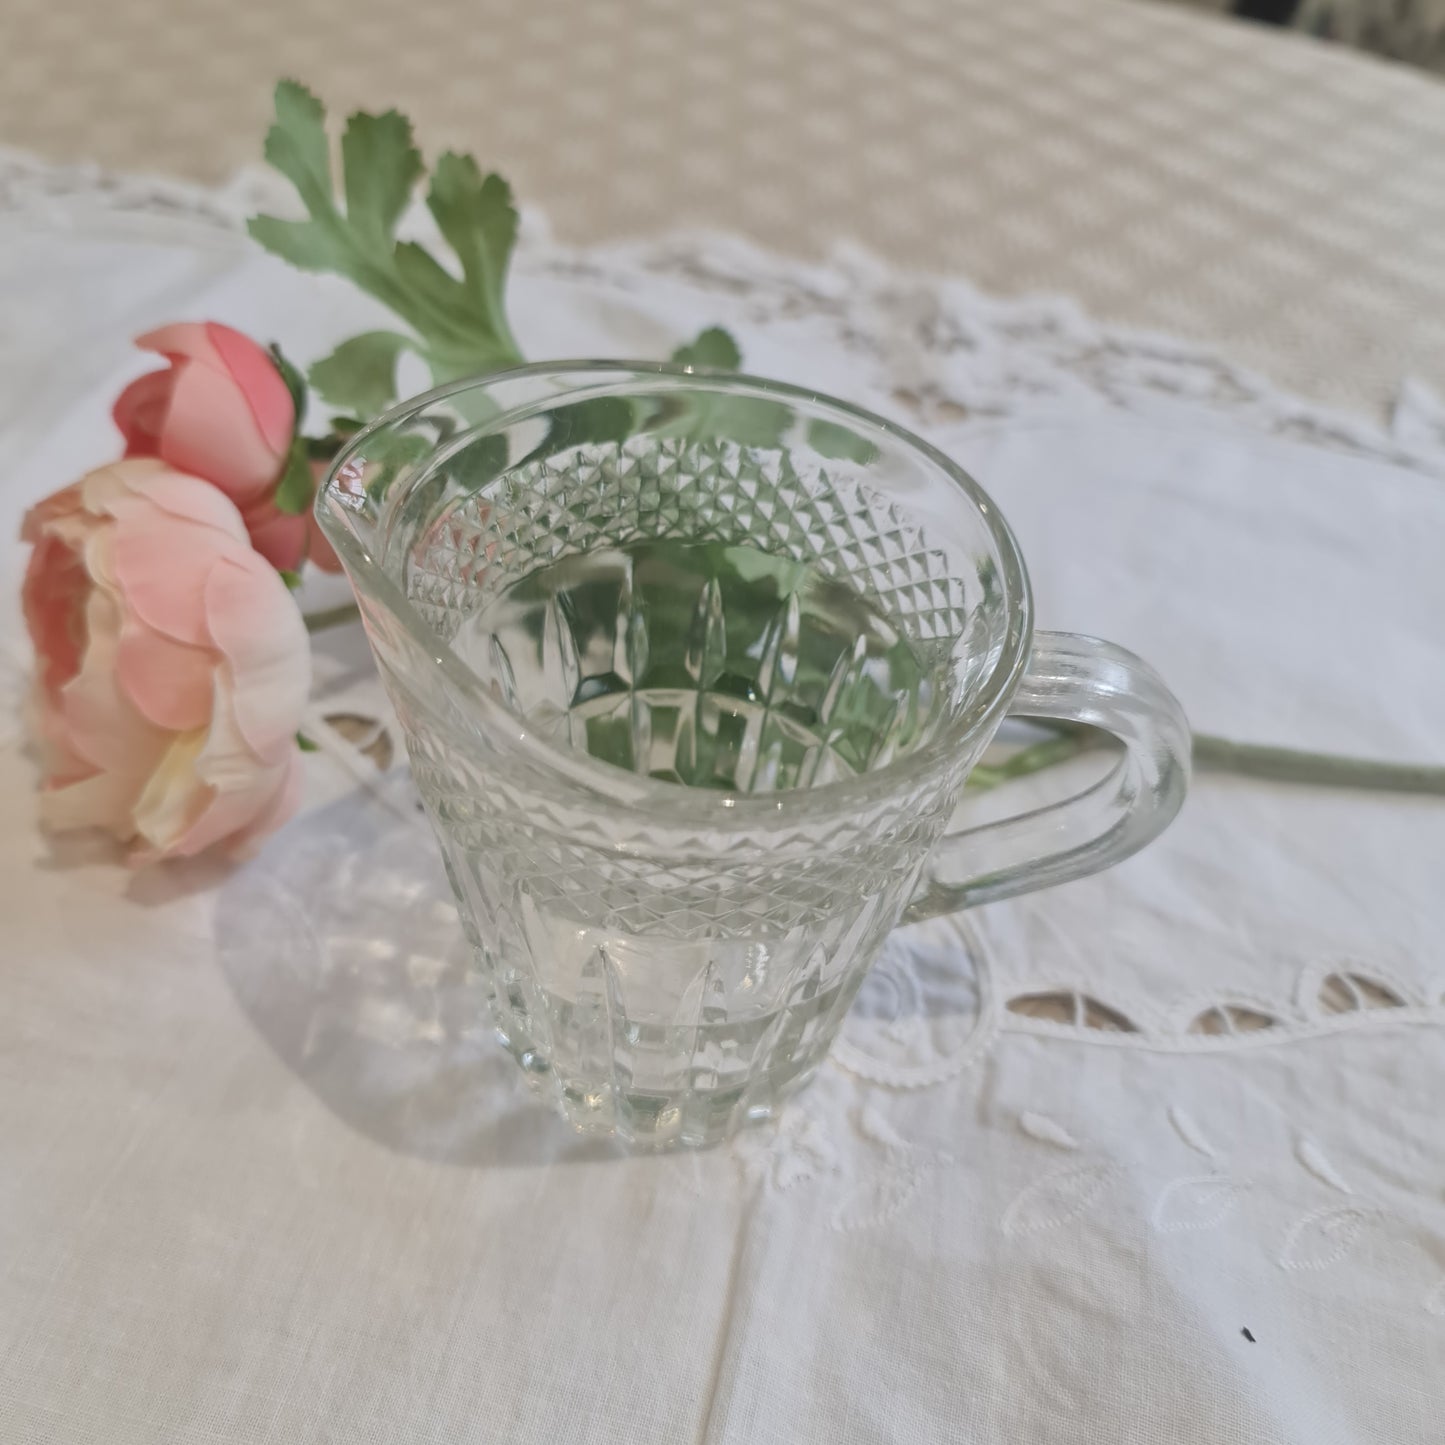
[[112, 321, 339, 573], [20, 458, 312, 863]]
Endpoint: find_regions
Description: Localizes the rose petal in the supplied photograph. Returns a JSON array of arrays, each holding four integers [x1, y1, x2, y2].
[[162, 779, 273, 859], [58, 569, 171, 777], [206, 322, 295, 458], [243, 503, 308, 573], [21, 481, 86, 545], [165, 670, 292, 857], [112, 370, 172, 458], [111, 517, 232, 648], [95, 458, 251, 542], [203, 552, 310, 758], [135, 322, 228, 372], [19, 484, 103, 777], [159, 357, 284, 507], [131, 728, 212, 854], [225, 749, 305, 858], [97, 462, 254, 650], [116, 615, 215, 732], [21, 531, 91, 698], [25, 681, 92, 785]]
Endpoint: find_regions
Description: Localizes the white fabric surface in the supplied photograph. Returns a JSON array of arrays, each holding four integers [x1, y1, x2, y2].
[[3, 165, 1445, 1443]]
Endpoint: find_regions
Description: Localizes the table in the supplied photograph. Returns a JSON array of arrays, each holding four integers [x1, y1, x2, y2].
[[4, 5, 1445, 1443], [4, 0, 1445, 415]]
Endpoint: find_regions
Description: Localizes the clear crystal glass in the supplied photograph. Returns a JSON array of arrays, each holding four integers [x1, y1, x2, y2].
[[318, 364, 1189, 1147]]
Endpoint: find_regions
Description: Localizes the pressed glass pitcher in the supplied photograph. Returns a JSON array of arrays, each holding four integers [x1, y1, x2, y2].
[[317, 364, 1190, 1147]]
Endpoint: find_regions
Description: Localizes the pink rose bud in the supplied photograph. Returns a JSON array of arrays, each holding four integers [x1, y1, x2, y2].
[[112, 321, 339, 574], [20, 459, 312, 862]]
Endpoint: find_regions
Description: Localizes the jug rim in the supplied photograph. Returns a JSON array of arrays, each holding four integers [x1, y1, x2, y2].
[[317, 360, 1034, 823]]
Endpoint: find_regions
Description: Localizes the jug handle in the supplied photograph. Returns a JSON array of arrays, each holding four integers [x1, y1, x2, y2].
[[903, 633, 1190, 922]]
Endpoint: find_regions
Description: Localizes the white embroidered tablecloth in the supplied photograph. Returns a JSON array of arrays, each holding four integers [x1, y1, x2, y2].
[[2, 163, 1444, 1443]]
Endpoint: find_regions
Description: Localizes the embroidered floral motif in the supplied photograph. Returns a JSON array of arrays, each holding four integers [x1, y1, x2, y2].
[[1278, 1205, 1379, 1272], [1152, 1175, 1251, 1234], [1001, 1164, 1118, 1238]]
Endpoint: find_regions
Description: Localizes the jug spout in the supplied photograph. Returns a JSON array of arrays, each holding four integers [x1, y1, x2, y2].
[[315, 365, 638, 642], [313, 366, 709, 806]]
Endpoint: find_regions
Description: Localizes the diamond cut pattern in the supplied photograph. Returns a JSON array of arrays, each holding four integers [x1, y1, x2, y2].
[[408, 737, 952, 944], [408, 437, 971, 645]]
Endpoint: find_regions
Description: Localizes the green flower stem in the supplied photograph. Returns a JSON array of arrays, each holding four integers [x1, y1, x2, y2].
[[966, 726, 1445, 798], [1191, 734, 1445, 796], [303, 601, 363, 634]]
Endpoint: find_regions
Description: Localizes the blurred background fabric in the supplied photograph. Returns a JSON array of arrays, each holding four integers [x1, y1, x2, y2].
[[1183, 0, 1445, 72], [3, 0, 1445, 420]]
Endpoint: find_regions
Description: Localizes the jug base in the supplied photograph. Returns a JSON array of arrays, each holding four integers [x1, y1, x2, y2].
[[501, 1019, 827, 1150]]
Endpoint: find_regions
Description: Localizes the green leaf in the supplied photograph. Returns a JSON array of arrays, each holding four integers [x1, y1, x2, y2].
[[279, 569, 303, 590], [806, 418, 879, 465], [274, 437, 316, 515], [709, 398, 791, 448], [443, 433, 511, 494], [391, 242, 481, 342], [296, 732, 320, 752], [341, 109, 422, 257], [265, 81, 333, 217], [663, 329, 792, 446], [660, 394, 789, 449], [358, 430, 434, 502], [649, 385, 790, 450], [250, 84, 527, 388], [724, 545, 809, 590], [528, 397, 636, 463], [309, 331, 413, 417], [246, 214, 345, 273], [268, 343, 308, 424], [251, 85, 424, 336], [426, 155, 519, 351], [671, 326, 742, 371], [513, 397, 636, 470]]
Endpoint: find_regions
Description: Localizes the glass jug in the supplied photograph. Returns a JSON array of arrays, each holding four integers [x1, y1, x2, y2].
[[318, 364, 1189, 1147]]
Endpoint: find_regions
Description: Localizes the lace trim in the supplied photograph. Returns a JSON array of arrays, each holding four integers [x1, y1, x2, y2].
[[1000, 997, 1445, 1051], [0, 146, 254, 231], [526, 230, 1445, 479], [5, 146, 1443, 472], [997, 957, 1445, 1046], [834, 918, 1445, 1087]]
